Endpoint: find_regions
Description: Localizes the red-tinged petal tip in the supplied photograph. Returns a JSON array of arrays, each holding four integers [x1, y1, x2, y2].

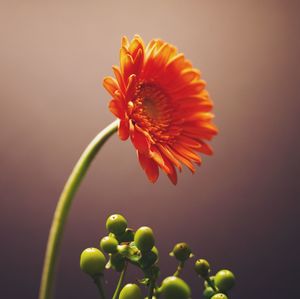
[[138, 152, 159, 183]]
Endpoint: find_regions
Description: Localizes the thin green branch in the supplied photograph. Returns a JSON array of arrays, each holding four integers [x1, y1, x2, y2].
[[112, 262, 128, 299]]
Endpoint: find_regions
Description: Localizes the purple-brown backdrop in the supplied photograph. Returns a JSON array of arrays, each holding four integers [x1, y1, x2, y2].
[[0, 1, 299, 298]]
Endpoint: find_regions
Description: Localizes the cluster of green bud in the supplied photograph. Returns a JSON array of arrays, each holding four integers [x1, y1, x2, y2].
[[79, 213, 236, 299]]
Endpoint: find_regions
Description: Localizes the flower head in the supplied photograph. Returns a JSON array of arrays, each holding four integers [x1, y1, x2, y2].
[[103, 35, 218, 184]]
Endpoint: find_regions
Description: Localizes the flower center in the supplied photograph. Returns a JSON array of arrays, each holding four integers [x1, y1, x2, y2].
[[130, 82, 180, 143]]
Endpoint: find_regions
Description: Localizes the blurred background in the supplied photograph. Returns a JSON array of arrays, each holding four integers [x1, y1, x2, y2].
[[0, 1, 299, 298]]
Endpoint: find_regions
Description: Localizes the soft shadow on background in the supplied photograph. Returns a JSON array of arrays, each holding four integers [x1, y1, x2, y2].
[[0, 1, 299, 298]]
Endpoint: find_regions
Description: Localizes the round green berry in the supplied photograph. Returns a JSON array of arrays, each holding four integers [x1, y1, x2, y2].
[[134, 226, 155, 253], [171, 242, 192, 262], [194, 259, 210, 277], [214, 269, 235, 292], [80, 247, 106, 276], [106, 214, 127, 236], [119, 283, 143, 299], [160, 276, 191, 299], [100, 236, 118, 253], [203, 287, 216, 298], [211, 294, 228, 299]]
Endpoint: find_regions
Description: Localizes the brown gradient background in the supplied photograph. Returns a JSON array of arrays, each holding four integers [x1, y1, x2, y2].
[[1, 1, 299, 298]]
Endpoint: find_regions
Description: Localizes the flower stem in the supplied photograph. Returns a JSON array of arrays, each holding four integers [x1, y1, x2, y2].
[[112, 262, 128, 299], [93, 275, 106, 299], [38, 120, 119, 299]]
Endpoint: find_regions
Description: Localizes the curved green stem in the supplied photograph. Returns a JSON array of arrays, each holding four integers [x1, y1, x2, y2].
[[39, 120, 119, 299], [112, 262, 128, 299]]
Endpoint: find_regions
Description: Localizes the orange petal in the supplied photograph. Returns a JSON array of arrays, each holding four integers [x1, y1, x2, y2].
[[157, 144, 182, 171], [165, 53, 192, 74], [177, 136, 201, 149], [166, 162, 177, 185], [132, 48, 144, 77], [129, 35, 145, 60], [126, 74, 137, 101], [103, 77, 119, 97], [138, 152, 159, 183], [150, 145, 170, 174], [121, 36, 130, 48], [130, 125, 150, 154], [186, 112, 214, 122], [195, 141, 214, 155], [155, 43, 176, 67], [172, 143, 202, 165], [118, 119, 129, 140], [171, 80, 206, 97], [112, 65, 125, 93], [178, 101, 213, 112], [195, 122, 219, 135], [108, 99, 125, 119], [158, 151, 178, 184], [168, 147, 196, 173], [120, 47, 134, 82], [183, 123, 218, 136], [167, 146, 196, 173], [181, 68, 201, 82]]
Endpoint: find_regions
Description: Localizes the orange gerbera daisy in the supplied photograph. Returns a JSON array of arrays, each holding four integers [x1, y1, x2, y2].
[[103, 35, 218, 185]]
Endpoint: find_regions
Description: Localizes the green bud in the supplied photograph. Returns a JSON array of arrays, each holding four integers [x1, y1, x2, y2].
[[80, 248, 106, 277], [160, 276, 191, 299], [211, 294, 228, 299], [214, 269, 235, 292], [134, 226, 155, 253], [100, 236, 118, 254], [194, 259, 210, 277], [119, 284, 143, 299], [170, 243, 193, 262], [106, 214, 127, 236]]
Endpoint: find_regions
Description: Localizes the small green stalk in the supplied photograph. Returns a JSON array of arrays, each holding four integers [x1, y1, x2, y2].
[[112, 262, 128, 299], [173, 261, 185, 277], [39, 120, 119, 299]]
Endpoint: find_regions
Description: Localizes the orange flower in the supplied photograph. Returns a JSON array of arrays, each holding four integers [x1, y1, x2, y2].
[[103, 35, 218, 184]]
